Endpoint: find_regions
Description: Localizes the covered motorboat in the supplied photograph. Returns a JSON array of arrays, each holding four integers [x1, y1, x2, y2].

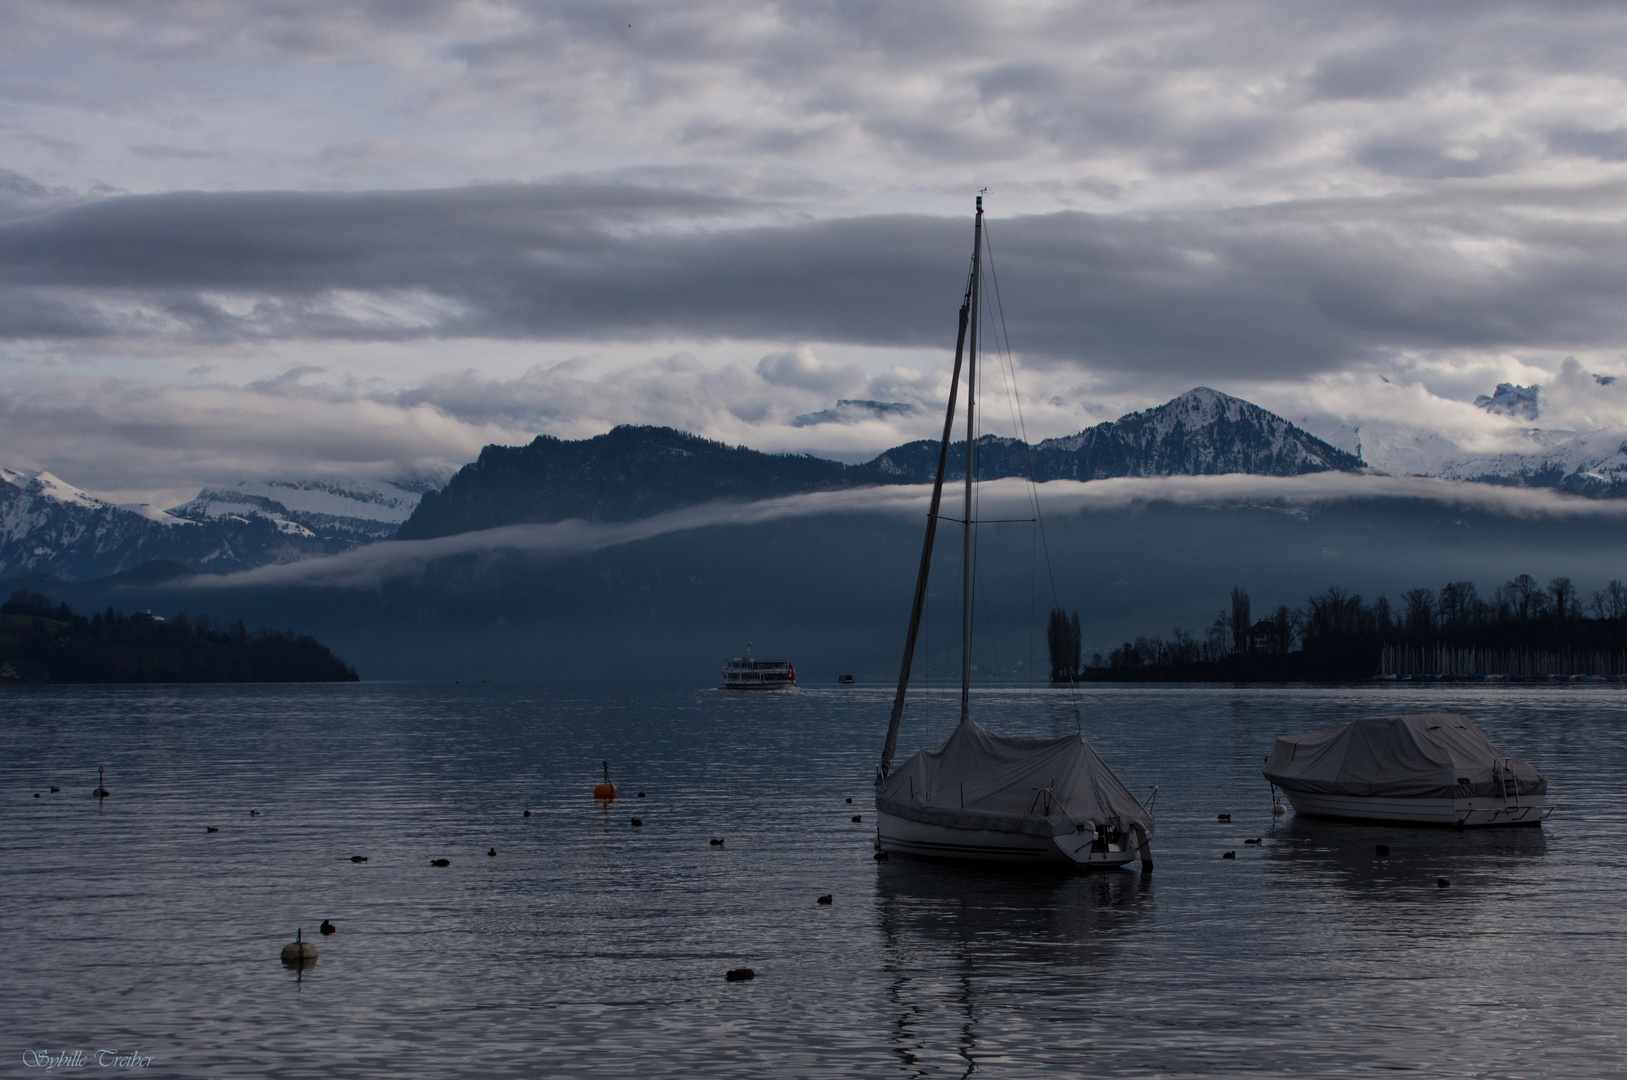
[[1263, 712, 1551, 827], [877, 719, 1154, 866]]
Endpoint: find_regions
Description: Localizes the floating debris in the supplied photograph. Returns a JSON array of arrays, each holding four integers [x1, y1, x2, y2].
[[319, 920, 336, 936], [725, 968, 755, 981], [816, 894, 832, 905]]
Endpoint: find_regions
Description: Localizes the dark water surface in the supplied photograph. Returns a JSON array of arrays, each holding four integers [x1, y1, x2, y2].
[[3, 682, 1624, 1078]]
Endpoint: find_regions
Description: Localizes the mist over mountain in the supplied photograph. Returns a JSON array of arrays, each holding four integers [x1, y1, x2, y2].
[[400, 388, 1364, 539], [12, 482, 1623, 683]]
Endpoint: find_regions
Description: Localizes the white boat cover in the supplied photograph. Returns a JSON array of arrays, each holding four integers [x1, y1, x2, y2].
[[876, 719, 1154, 838], [1263, 712, 1546, 799]]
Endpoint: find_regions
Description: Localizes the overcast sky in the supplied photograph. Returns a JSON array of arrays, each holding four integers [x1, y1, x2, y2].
[[5, 0, 1627, 504]]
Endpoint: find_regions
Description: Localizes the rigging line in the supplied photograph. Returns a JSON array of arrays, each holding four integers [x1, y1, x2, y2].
[[983, 219, 1084, 729]]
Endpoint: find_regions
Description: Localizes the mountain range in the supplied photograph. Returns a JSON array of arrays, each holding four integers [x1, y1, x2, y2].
[[4, 384, 1622, 583], [0, 472, 431, 582]]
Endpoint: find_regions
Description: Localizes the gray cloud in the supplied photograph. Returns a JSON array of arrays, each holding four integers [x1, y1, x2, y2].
[[6, 179, 1627, 379]]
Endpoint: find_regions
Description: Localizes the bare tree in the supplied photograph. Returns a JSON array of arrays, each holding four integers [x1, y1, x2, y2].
[[1590, 580, 1627, 621], [1549, 577, 1579, 621], [1229, 587, 1251, 655], [1402, 588, 1436, 634]]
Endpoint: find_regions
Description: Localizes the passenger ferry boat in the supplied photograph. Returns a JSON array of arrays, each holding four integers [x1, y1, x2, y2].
[[721, 644, 796, 689]]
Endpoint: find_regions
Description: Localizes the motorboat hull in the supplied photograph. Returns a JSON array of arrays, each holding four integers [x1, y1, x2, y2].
[[1279, 789, 1551, 827], [877, 811, 1147, 868]]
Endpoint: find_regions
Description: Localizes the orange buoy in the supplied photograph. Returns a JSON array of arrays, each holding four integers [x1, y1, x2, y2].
[[594, 760, 618, 801]]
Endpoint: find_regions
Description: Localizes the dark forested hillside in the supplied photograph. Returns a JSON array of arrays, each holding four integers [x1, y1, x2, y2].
[[400, 425, 879, 539], [0, 592, 359, 683]]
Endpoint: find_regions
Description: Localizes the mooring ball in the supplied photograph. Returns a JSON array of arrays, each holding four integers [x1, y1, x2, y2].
[[816, 894, 832, 905], [725, 967, 755, 981], [630, 818, 643, 826], [431, 858, 450, 867], [1437, 878, 1450, 888], [1272, 805, 1287, 815], [851, 815, 861, 823], [593, 783, 618, 800], [1376, 844, 1390, 857], [1222, 850, 1236, 859], [280, 940, 318, 965]]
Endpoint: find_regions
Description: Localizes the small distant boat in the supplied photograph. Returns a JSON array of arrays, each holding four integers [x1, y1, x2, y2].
[[1264, 712, 1552, 827], [838, 674, 856, 685], [721, 643, 795, 689]]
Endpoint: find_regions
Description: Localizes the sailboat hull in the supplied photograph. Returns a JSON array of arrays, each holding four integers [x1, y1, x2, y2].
[[877, 811, 1144, 868]]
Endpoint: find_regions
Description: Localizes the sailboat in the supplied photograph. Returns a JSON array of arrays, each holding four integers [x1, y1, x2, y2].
[[874, 196, 1155, 869]]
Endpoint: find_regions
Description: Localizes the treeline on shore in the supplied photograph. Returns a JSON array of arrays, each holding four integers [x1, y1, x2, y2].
[[1046, 574, 1627, 682], [0, 592, 360, 683]]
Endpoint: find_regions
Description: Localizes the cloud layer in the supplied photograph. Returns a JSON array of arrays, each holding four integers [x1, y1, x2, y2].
[[6, 1, 1627, 496], [193, 473, 1627, 591]]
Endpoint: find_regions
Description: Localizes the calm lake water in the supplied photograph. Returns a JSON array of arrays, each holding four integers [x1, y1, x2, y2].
[[3, 681, 1625, 1078]]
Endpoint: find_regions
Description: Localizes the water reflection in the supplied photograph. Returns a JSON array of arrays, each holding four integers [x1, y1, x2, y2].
[[874, 862, 1153, 1077], [1264, 814, 1548, 901]]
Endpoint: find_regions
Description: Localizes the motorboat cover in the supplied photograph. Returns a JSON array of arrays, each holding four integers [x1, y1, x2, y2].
[[1263, 713, 1545, 799], [876, 719, 1154, 838]]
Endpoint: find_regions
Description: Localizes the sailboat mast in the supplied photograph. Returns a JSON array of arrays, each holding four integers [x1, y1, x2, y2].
[[878, 197, 982, 778], [960, 196, 982, 725]]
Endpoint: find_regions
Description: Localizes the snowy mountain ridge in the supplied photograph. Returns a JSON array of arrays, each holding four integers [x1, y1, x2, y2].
[[0, 470, 426, 583], [167, 478, 429, 541]]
